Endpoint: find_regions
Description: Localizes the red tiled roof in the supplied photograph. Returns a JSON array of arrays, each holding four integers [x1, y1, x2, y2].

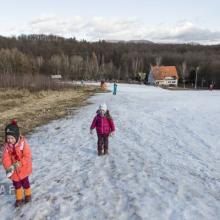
[[151, 66, 179, 80]]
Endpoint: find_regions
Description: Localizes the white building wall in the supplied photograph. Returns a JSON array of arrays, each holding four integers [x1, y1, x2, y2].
[[155, 79, 178, 86]]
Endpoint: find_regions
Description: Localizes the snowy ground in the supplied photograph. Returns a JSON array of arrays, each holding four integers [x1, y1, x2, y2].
[[0, 84, 220, 220]]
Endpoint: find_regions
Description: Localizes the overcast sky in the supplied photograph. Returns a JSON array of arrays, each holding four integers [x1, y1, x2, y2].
[[0, 0, 220, 44]]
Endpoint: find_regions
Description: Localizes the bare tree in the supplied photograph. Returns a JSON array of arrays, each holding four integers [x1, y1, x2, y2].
[[182, 61, 187, 88], [49, 55, 62, 75], [156, 56, 162, 66], [69, 55, 83, 79]]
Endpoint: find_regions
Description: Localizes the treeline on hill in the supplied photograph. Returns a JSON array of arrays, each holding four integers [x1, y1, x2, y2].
[[0, 34, 220, 88]]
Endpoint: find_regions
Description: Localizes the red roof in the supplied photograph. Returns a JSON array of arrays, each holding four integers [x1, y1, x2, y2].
[[151, 66, 179, 80]]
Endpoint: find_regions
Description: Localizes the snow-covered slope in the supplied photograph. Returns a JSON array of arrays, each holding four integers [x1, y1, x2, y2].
[[0, 84, 220, 220]]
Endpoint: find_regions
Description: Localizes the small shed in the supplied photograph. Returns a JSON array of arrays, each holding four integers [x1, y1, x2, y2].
[[51, 75, 62, 80]]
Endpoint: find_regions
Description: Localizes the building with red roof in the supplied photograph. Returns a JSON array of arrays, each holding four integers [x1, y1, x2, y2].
[[148, 65, 179, 86]]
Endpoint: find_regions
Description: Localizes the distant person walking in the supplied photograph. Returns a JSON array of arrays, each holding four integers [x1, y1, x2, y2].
[[209, 84, 213, 91], [113, 82, 118, 95]]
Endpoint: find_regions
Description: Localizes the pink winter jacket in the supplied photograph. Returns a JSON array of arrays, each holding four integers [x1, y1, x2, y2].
[[90, 112, 115, 135]]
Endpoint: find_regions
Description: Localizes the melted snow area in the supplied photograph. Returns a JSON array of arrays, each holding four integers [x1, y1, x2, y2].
[[0, 84, 220, 220]]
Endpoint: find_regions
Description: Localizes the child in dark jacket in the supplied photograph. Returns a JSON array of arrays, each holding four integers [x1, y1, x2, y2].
[[90, 103, 115, 156]]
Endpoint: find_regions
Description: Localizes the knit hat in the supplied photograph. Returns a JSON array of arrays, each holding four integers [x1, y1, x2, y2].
[[99, 103, 107, 112], [5, 119, 20, 143]]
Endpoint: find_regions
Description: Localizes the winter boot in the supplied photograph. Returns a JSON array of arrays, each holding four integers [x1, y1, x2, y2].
[[98, 150, 103, 156], [104, 147, 108, 155], [15, 188, 23, 207], [24, 188, 32, 203], [15, 200, 23, 207], [98, 145, 104, 156]]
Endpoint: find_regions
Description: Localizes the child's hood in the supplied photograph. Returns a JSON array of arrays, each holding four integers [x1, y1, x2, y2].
[[4, 136, 26, 153], [96, 109, 112, 120]]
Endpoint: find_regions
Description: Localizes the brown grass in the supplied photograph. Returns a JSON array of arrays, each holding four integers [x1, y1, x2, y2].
[[0, 85, 100, 150]]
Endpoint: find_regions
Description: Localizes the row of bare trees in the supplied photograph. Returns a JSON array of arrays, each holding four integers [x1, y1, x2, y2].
[[0, 35, 220, 88]]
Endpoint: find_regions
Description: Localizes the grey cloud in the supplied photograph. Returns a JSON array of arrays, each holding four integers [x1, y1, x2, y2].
[[29, 16, 56, 25], [149, 22, 220, 43], [4, 16, 220, 44]]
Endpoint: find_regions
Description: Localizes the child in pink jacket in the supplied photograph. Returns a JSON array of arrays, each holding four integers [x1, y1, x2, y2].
[[90, 103, 115, 156]]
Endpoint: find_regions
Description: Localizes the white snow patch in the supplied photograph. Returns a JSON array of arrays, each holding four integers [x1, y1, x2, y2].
[[0, 84, 220, 220]]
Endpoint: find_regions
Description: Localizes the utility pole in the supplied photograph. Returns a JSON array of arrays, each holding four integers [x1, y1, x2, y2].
[[182, 61, 187, 89], [195, 66, 199, 89]]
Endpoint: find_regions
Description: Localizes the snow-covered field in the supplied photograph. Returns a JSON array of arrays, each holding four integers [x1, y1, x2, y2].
[[1, 84, 220, 220]]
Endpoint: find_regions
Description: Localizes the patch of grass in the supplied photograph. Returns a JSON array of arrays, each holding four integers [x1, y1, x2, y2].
[[0, 85, 101, 155]]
